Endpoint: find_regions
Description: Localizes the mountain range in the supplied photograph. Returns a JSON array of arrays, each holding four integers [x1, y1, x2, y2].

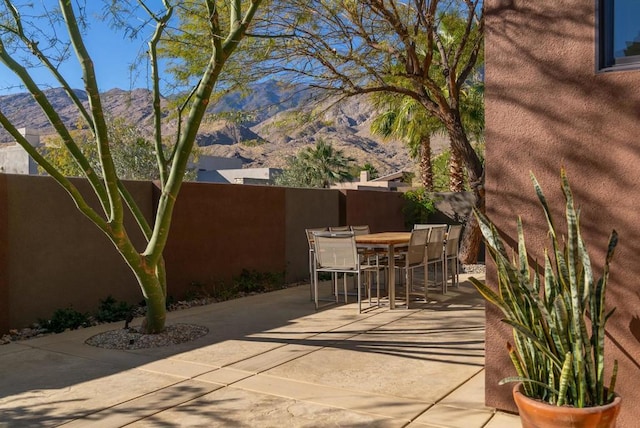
[[0, 81, 450, 177]]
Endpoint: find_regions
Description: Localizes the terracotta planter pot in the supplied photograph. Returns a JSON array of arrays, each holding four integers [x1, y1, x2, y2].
[[513, 383, 621, 428]]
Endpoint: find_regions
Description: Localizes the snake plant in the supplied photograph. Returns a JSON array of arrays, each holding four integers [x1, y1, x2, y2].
[[470, 169, 618, 407]]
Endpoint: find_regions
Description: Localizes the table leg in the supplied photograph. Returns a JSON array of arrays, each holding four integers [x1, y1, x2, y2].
[[388, 244, 395, 309]]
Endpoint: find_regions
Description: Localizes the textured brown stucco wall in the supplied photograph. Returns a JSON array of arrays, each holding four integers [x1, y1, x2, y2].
[[284, 187, 340, 283], [0, 175, 8, 333], [343, 190, 408, 233], [0, 175, 408, 332], [161, 182, 287, 298], [486, 1, 640, 425], [6, 175, 153, 329]]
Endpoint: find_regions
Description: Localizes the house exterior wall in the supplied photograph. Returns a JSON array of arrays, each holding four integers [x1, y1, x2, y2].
[[485, 1, 640, 425], [0, 145, 31, 174]]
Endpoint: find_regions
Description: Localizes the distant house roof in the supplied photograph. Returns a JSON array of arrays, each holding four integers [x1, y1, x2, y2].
[[371, 171, 407, 182], [330, 170, 411, 191]]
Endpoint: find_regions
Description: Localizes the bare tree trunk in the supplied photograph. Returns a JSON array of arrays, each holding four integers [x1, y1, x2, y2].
[[443, 114, 484, 264], [458, 186, 485, 264], [420, 135, 433, 191], [449, 146, 465, 192]]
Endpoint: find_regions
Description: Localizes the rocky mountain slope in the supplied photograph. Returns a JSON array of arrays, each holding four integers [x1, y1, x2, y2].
[[0, 82, 449, 177]]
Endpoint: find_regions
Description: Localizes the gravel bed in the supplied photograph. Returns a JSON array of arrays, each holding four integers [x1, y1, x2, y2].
[[461, 264, 486, 274], [85, 323, 209, 350]]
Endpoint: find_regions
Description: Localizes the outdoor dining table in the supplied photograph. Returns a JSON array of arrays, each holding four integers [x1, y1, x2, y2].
[[355, 231, 411, 309]]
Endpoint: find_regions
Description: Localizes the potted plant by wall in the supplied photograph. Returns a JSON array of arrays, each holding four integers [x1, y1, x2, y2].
[[470, 169, 621, 428]]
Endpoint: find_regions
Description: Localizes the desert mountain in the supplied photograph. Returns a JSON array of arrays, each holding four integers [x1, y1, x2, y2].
[[0, 82, 450, 177]]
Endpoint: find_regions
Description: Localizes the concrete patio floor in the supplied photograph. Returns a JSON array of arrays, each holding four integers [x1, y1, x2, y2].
[[0, 273, 521, 427]]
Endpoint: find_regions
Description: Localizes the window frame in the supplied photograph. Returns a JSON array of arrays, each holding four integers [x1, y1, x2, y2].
[[597, 0, 640, 72]]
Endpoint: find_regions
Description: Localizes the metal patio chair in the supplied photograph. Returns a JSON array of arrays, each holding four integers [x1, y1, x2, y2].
[[425, 225, 447, 294], [444, 224, 463, 291], [312, 231, 379, 313]]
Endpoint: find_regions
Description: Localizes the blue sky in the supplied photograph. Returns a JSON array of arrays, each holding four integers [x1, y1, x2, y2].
[[0, 3, 152, 95]]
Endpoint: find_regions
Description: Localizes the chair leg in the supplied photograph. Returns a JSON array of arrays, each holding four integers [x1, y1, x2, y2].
[[343, 275, 348, 303], [441, 259, 447, 294], [357, 272, 362, 313], [309, 250, 314, 301], [406, 266, 411, 309], [314, 270, 319, 310], [424, 263, 428, 302], [444, 256, 448, 291], [454, 255, 460, 287]]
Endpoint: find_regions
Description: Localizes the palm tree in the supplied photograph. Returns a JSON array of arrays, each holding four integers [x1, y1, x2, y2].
[[300, 140, 355, 188], [372, 70, 484, 193], [371, 96, 441, 191], [275, 140, 355, 188]]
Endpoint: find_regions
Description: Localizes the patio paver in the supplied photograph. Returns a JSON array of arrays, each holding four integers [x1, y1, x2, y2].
[[0, 273, 521, 427]]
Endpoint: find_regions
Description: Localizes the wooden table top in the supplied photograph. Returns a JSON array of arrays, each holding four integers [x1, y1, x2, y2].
[[355, 232, 411, 245]]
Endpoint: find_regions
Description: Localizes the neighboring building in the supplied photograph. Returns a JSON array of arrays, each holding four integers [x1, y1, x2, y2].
[[331, 170, 412, 191], [195, 155, 281, 185], [0, 128, 41, 175], [0, 136, 280, 185], [485, 1, 640, 426]]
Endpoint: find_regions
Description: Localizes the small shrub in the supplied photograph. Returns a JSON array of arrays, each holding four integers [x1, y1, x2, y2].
[[95, 295, 136, 323], [39, 307, 91, 333], [233, 269, 285, 294], [183, 281, 212, 301], [241, 138, 265, 147], [402, 188, 437, 228], [211, 280, 238, 301]]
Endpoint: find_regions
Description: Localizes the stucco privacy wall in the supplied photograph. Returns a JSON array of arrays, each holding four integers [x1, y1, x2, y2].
[[160, 181, 288, 295], [284, 187, 340, 283], [3, 174, 153, 330], [485, 1, 640, 426], [0, 175, 8, 334], [1, 175, 407, 333], [342, 189, 407, 233]]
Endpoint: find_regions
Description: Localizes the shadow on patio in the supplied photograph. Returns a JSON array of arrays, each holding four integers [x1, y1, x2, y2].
[[0, 273, 521, 427]]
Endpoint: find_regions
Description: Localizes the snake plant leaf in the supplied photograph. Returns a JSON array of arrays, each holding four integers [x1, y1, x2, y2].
[[558, 169, 588, 407], [557, 352, 573, 406], [517, 218, 531, 284], [605, 307, 616, 322], [577, 234, 594, 308], [469, 277, 505, 311], [503, 319, 564, 369], [552, 294, 570, 357], [531, 172, 557, 243], [593, 230, 618, 404], [506, 342, 531, 395], [607, 360, 618, 403], [543, 250, 557, 309], [499, 376, 562, 397]]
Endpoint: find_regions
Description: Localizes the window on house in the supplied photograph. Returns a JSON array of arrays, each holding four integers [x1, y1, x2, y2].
[[598, 0, 640, 71]]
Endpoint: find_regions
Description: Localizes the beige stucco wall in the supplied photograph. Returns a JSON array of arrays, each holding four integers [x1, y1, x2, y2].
[[486, 1, 640, 425]]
